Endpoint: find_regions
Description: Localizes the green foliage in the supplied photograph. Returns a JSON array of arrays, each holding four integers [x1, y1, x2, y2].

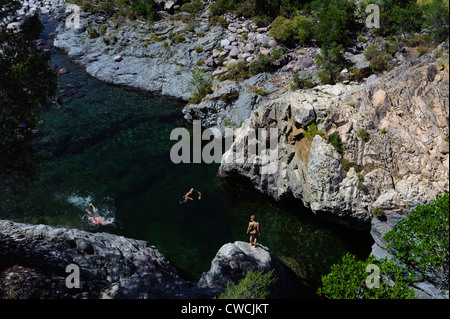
[[219, 93, 240, 104], [188, 66, 212, 104], [216, 269, 278, 299], [174, 34, 185, 43], [384, 193, 449, 286], [372, 206, 385, 218], [445, 136, 449, 142], [0, 9, 57, 192], [290, 70, 315, 90], [269, 15, 313, 46], [315, 42, 346, 84], [303, 123, 326, 141], [87, 26, 99, 39], [221, 61, 251, 81], [180, 0, 204, 14], [317, 254, 416, 299], [422, 0, 450, 43], [308, 0, 355, 47], [252, 88, 268, 96], [364, 43, 394, 74], [209, 15, 228, 27], [381, 128, 387, 135], [248, 49, 285, 76], [99, 24, 108, 36], [327, 131, 344, 154], [357, 128, 370, 142], [341, 158, 362, 172]]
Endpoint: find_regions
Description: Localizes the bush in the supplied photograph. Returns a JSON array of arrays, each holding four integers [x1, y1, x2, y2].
[[309, 0, 355, 47], [188, 66, 212, 105], [269, 15, 313, 46], [290, 70, 315, 90], [317, 253, 416, 299], [423, 0, 450, 43], [327, 131, 344, 154], [180, 0, 203, 14], [303, 123, 326, 141], [357, 128, 370, 142], [210, 15, 228, 28], [384, 193, 449, 285], [221, 61, 250, 81], [99, 24, 108, 36], [216, 269, 277, 299], [316, 42, 346, 84], [341, 158, 362, 172], [372, 206, 385, 218], [174, 34, 185, 43]]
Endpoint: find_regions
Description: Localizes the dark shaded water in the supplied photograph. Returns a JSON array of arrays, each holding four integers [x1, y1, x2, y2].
[[1, 14, 373, 295]]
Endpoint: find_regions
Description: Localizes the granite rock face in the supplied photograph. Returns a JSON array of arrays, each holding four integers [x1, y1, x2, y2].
[[0, 221, 296, 299], [219, 46, 449, 229], [53, 4, 224, 100]]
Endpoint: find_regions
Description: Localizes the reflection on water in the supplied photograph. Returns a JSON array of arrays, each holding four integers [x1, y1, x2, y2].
[[1, 13, 373, 295]]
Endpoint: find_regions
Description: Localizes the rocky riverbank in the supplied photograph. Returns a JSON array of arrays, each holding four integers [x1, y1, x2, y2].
[[0, 220, 300, 299]]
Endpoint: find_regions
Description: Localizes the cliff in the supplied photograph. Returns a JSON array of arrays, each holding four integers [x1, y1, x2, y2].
[[219, 45, 449, 230]]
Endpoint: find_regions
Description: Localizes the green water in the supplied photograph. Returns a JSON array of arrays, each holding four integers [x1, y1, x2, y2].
[[1, 14, 373, 295]]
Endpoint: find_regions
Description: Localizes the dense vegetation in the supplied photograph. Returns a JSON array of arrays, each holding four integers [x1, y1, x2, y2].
[[215, 269, 278, 299], [0, 0, 57, 201], [318, 194, 449, 299]]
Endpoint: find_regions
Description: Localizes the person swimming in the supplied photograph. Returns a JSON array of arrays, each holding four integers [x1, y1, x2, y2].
[[86, 203, 106, 226], [181, 188, 202, 203]]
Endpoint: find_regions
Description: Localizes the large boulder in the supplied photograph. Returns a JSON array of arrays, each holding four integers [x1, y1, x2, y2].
[[197, 241, 304, 298]]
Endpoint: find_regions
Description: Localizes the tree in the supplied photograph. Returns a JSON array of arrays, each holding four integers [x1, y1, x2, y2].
[[317, 254, 416, 299], [422, 0, 450, 43], [309, 0, 356, 47], [315, 42, 346, 84], [384, 193, 449, 287], [0, 3, 57, 196], [216, 269, 278, 299]]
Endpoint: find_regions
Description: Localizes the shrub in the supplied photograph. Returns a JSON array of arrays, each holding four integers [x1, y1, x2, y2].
[[188, 66, 212, 104], [341, 157, 362, 172], [195, 46, 203, 53], [99, 24, 108, 36], [381, 128, 387, 134], [316, 42, 346, 84], [216, 269, 277, 299], [309, 0, 356, 47], [269, 15, 313, 46], [290, 70, 316, 90], [317, 253, 416, 299], [174, 34, 185, 43], [357, 128, 370, 142], [370, 52, 393, 74], [372, 206, 385, 218], [210, 15, 228, 28], [384, 193, 449, 286], [220, 61, 250, 81], [327, 131, 344, 154], [417, 46, 428, 56], [87, 27, 99, 39], [423, 0, 450, 43], [180, 0, 204, 14], [303, 123, 326, 141]]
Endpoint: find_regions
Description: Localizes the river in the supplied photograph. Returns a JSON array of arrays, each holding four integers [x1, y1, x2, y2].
[[2, 12, 373, 296]]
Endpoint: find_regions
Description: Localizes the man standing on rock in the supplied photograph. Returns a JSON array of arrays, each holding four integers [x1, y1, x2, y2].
[[246, 215, 260, 248]]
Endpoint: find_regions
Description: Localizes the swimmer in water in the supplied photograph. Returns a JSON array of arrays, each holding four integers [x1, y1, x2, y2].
[[181, 188, 202, 203], [86, 203, 106, 226]]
